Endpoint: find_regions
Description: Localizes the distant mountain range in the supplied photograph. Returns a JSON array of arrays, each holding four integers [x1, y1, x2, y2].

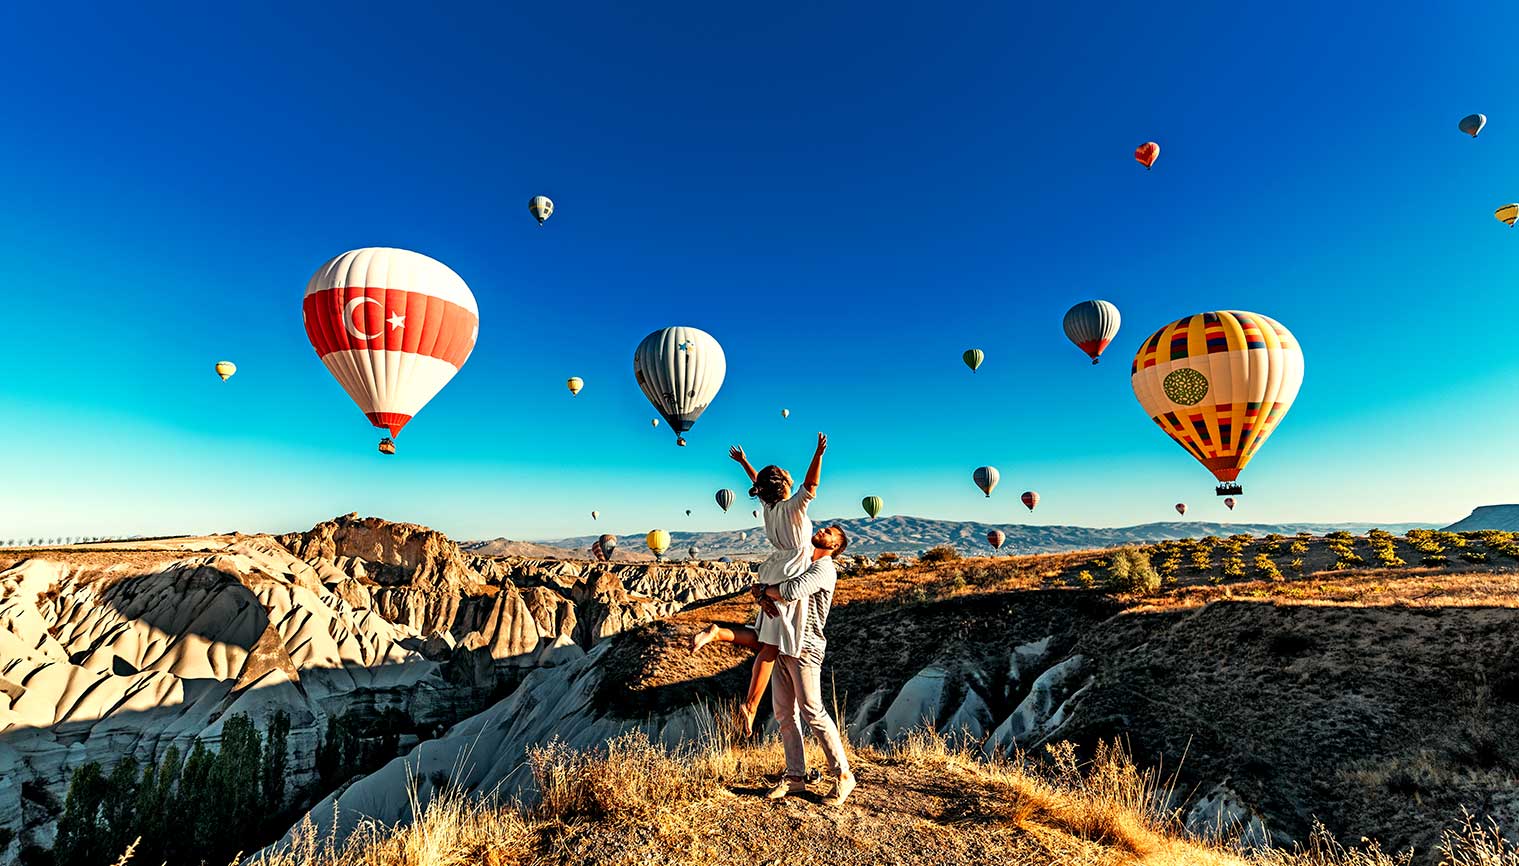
[[1443, 504, 1519, 532], [519, 514, 1433, 559]]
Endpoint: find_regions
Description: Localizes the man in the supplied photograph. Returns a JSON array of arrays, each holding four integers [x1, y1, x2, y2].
[[749, 524, 855, 806]]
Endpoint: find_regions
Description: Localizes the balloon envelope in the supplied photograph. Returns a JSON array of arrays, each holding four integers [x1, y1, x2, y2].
[[645, 530, 670, 555], [567, 377, 584, 396], [782, 408, 790, 418], [529, 195, 554, 225], [1021, 491, 1039, 511], [963, 349, 984, 372], [1063, 301, 1121, 364], [634, 326, 727, 445], [1176, 503, 1187, 515], [973, 466, 1000, 497], [1135, 141, 1160, 169], [599, 534, 618, 556], [861, 496, 883, 518], [591, 511, 599, 520], [987, 530, 1005, 550], [1460, 113, 1487, 137], [303, 248, 478, 440], [214, 361, 237, 381], [1131, 311, 1304, 489], [716, 489, 735, 512], [1225, 497, 1236, 511], [1497, 204, 1519, 226]]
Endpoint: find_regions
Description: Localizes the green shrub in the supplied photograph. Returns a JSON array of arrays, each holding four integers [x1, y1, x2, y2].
[[1289, 540, 1310, 556], [1075, 570, 1095, 588], [1460, 551, 1489, 565], [1222, 555, 1246, 578], [1105, 547, 1160, 595], [1290, 557, 1305, 573], [1189, 548, 1212, 574], [1253, 554, 1282, 580]]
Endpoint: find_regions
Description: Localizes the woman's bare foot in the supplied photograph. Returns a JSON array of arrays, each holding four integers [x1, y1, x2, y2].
[[691, 624, 720, 654]]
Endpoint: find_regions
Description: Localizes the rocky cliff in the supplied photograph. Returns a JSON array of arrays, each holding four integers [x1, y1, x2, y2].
[[0, 515, 755, 857]]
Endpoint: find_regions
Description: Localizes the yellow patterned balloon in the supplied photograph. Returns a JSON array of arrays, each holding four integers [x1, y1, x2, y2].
[[1131, 311, 1304, 491], [645, 529, 671, 557]]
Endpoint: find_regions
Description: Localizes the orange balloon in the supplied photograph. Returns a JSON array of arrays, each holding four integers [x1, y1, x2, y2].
[[1135, 141, 1160, 170]]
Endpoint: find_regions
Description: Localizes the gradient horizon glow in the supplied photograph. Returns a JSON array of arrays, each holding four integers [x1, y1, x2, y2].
[[2, 2, 1517, 541]]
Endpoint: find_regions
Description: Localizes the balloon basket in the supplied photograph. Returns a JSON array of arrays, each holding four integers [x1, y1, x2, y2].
[[1215, 483, 1242, 496]]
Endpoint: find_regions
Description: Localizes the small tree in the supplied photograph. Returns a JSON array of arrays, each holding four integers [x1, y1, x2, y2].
[[919, 545, 960, 564], [1105, 547, 1159, 595]]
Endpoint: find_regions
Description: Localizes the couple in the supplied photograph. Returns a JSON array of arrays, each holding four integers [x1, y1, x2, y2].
[[692, 433, 855, 806]]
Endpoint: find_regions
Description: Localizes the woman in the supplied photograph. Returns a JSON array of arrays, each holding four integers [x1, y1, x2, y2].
[[692, 433, 826, 734]]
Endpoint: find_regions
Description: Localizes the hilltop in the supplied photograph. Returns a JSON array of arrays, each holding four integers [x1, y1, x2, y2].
[[1445, 504, 1519, 532]]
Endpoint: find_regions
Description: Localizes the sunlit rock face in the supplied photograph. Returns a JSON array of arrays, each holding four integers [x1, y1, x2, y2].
[[0, 516, 757, 855]]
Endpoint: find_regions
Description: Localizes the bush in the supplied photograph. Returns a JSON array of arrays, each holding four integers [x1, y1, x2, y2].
[[1290, 557, 1305, 573], [1289, 539, 1310, 556], [876, 552, 899, 567], [1222, 555, 1246, 578], [1188, 548, 1212, 574], [1253, 554, 1282, 580], [1075, 570, 1096, 588], [1105, 547, 1160, 595], [1461, 551, 1489, 565], [920, 545, 960, 564]]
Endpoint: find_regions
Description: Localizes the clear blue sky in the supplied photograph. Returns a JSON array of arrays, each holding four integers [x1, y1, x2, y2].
[[2, 1, 1515, 541]]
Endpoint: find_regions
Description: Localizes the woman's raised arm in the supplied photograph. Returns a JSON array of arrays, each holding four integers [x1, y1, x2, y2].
[[803, 433, 826, 494], [729, 445, 759, 483]]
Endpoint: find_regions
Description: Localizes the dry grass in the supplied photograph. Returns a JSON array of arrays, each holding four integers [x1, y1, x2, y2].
[[248, 726, 1517, 866]]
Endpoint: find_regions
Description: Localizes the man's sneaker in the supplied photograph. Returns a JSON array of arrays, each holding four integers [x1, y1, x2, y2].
[[766, 777, 807, 799], [823, 773, 856, 806]]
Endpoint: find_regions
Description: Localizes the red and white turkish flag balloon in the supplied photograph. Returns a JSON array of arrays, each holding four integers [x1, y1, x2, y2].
[[303, 247, 478, 446]]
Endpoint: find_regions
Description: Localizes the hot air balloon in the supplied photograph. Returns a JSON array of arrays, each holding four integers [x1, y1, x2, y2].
[[862, 496, 883, 518], [646, 529, 670, 559], [963, 349, 984, 373], [303, 248, 478, 453], [529, 195, 554, 225], [1460, 113, 1487, 138], [973, 466, 1000, 497], [716, 489, 735, 512], [685, 509, 692, 517], [378, 438, 396, 455], [634, 326, 727, 446], [688, 545, 698, 559], [752, 509, 760, 518], [214, 361, 237, 381], [987, 529, 1005, 551], [1175, 503, 1187, 516], [1497, 204, 1518, 226], [1224, 497, 1236, 511], [1131, 311, 1304, 496], [567, 377, 584, 396], [591, 511, 599, 520], [651, 419, 660, 428], [781, 408, 790, 419], [1021, 491, 1040, 512], [599, 534, 618, 558], [1135, 141, 1160, 170], [1063, 300, 1121, 364]]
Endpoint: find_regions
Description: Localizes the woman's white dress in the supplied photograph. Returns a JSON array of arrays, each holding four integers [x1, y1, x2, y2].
[[753, 485, 814, 657]]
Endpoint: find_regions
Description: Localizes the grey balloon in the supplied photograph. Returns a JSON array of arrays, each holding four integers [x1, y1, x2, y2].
[[716, 488, 736, 512], [633, 326, 728, 445], [1062, 300, 1122, 364]]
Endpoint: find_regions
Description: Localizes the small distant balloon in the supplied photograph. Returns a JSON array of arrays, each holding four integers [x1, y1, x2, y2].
[[973, 466, 1000, 497], [1460, 113, 1487, 138], [529, 195, 554, 225], [963, 349, 984, 373], [688, 545, 698, 559], [1224, 497, 1236, 511], [1135, 141, 1160, 170], [1175, 503, 1187, 516], [685, 509, 692, 517], [567, 377, 584, 396], [716, 489, 735, 512], [651, 418, 660, 428], [987, 529, 1005, 551], [1021, 491, 1039, 512], [862, 496, 884, 518], [215, 361, 237, 381], [1497, 204, 1519, 227], [591, 511, 599, 520], [752, 509, 760, 518], [599, 534, 618, 558], [646, 529, 670, 558], [782, 408, 790, 419]]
